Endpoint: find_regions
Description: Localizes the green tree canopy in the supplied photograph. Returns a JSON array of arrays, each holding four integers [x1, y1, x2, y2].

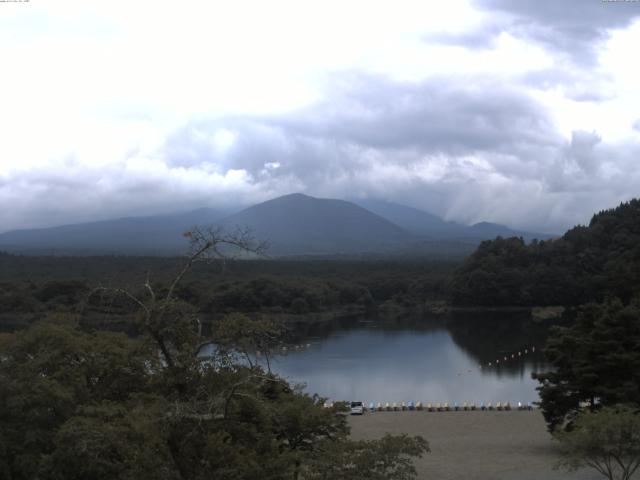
[[0, 227, 429, 479], [534, 300, 640, 432], [451, 199, 640, 307], [555, 405, 640, 480]]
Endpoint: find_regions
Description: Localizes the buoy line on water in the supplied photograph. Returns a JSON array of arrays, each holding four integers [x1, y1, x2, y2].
[[480, 346, 537, 370], [324, 401, 536, 412]]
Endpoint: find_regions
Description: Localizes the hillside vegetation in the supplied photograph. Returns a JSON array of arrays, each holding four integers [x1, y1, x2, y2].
[[451, 199, 640, 307]]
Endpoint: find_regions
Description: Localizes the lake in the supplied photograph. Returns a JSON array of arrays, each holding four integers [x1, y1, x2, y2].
[[269, 313, 549, 405]]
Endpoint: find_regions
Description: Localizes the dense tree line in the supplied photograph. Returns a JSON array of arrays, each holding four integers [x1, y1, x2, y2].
[[451, 199, 640, 307], [534, 300, 640, 432], [0, 230, 429, 480], [0, 257, 455, 333], [447, 200, 640, 440], [0, 316, 429, 480]]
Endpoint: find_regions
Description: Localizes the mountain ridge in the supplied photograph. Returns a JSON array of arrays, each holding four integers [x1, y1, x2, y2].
[[352, 198, 552, 242], [0, 193, 552, 256], [218, 193, 415, 255]]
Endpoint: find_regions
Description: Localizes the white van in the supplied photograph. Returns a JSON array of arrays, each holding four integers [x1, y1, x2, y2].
[[350, 401, 364, 415]]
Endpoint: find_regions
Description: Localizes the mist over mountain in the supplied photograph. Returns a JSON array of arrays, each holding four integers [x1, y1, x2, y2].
[[0, 194, 552, 257], [0, 208, 233, 255], [352, 199, 551, 242], [351, 199, 467, 238]]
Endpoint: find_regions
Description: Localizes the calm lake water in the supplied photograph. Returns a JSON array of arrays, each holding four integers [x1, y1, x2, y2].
[[269, 314, 549, 405]]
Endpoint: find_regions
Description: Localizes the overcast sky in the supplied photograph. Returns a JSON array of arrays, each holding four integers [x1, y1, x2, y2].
[[1, 0, 640, 233]]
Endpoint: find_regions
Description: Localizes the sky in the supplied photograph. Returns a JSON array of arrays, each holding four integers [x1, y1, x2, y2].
[[1, 0, 640, 234]]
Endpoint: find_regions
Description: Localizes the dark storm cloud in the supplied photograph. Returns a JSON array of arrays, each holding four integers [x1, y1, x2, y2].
[[434, 0, 640, 66], [4, 67, 625, 235], [269, 74, 561, 155], [161, 74, 563, 183], [154, 71, 640, 233]]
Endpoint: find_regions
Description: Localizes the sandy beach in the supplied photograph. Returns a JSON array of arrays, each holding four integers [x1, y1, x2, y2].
[[349, 410, 604, 480]]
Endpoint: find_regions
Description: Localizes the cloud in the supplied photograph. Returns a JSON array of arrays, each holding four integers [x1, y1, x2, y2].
[[148, 72, 640, 233], [474, 0, 640, 66], [423, 20, 505, 50], [0, 157, 260, 231], [2, 1, 640, 236], [3, 65, 640, 235], [271, 74, 560, 154]]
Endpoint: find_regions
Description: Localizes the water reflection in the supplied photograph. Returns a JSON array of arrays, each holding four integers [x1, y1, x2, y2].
[[272, 313, 550, 404]]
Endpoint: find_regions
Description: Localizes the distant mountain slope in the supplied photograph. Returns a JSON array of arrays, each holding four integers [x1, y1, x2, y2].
[[352, 199, 551, 242], [352, 199, 467, 238], [218, 193, 415, 255], [0, 208, 232, 254], [0, 193, 554, 257]]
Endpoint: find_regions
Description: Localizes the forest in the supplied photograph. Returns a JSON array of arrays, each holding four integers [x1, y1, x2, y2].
[[2, 201, 640, 479], [451, 199, 640, 307], [0, 253, 455, 334], [0, 229, 432, 480], [448, 199, 640, 448]]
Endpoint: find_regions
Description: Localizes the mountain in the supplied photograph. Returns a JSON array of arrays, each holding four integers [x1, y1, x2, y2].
[[352, 199, 467, 238], [0, 207, 233, 255], [0, 193, 554, 257], [352, 199, 551, 242], [218, 193, 415, 255]]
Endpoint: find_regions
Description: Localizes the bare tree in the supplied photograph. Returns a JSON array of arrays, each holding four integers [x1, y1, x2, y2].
[[89, 226, 268, 368]]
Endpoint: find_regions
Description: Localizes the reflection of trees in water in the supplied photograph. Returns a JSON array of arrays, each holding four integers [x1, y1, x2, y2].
[[288, 309, 558, 378], [288, 310, 448, 343], [446, 310, 550, 376]]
